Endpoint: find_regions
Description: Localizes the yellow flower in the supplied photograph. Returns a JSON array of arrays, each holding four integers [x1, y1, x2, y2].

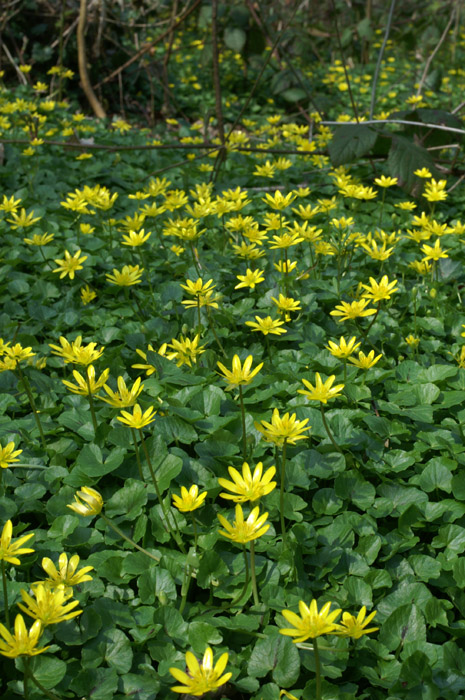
[[330, 299, 377, 322], [374, 175, 398, 187], [269, 231, 303, 249], [334, 606, 378, 639], [253, 161, 276, 178], [245, 316, 287, 336], [167, 335, 206, 367], [53, 249, 87, 280], [423, 178, 447, 202], [421, 239, 448, 261], [262, 191, 297, 210], [217, 504, 270, 543], [180, 278, 216, 297], [235, 269, 265, 290], [3, 343, 35, 368], [62, 365, 110, 396], [172, 485, 207, 512], [0, 442, 22, 469], [80, 223, 95, 235], [325, 336, 360, 359], [0, 520, 34, 565], [23, 232, 54, 246], [121, 229, 152, 246], [280, 599, 342, 643], [169, 647, 232, 696], [0, 615, 50, 658], [292, 204, 321, 220], [274, 260, 298, 274], [7, 208, 41, 229], [218, 461, 276, 502], [405, 334, 420, 347], [348, 350, 382, 369], [18, 583, 82, 626], [414, 167, 432, 178], [67, 486, 103, 516], [298, 373, 344, 404], [40, 553, 93, 590], [271, 294, 301, 321], [80, 285, 97, 305], [360, 239, 394, 261], [255, 408, 310, 446], [106, 265, 144, 286], [409, 259, 432, 275], [0, 195, 22, 213], [395, 201, 417, 211], [99, 376, 144, 408], [132, 343, 169, 376], [360, 275, 399, 302], [117, 403, 157, 429], [217, 354, 263, 390], [49, 335, 104, 365]]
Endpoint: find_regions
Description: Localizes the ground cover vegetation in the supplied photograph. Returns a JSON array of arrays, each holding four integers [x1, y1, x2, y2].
[[2, 1, 465, 698]]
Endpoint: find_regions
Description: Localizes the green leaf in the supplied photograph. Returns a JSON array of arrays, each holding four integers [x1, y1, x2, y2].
[[248, 630, 300, 686], [188, 621, 223, 653], [66, 443, 125, 484], [329, 124, 378, 166], [30, 656, 67, 689], [334, 470, 375, 509], [418, 458, 454, 493], [224, 27, 246, 53], [379, 604, 426, 651], [272, 635, 300, 687], [105, 479, 148, 519], [71, 667, 118, 700], [387, 134, 436, 191], [104, 628, 133, 674]]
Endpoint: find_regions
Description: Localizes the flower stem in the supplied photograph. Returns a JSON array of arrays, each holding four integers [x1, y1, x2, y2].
[[24, 657, 62, 700], [16, 366, 46, 449], [249, 540, 260, 605], [313, 637, 322, 700], [238, 385, 247, 461], [190, 241, 202, 276], [138, 430, 186, 553], [225, 546, 250, 609], [365, 301, 381, 335], [206, 307, 226, 356], [86, 388, 98, 434], [320, 404, 342, 453], [100, 513, 160, 562], [1, 560, 10, 628], [191, 513, 198, 551], [280, 439, 288, 545], [130, 428, 145, 481]]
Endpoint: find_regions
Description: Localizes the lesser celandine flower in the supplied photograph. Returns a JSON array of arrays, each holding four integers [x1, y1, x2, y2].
[[218, 462, 276, 502], [360, 275, 398, 302], [0, 520, 34, 565], [0, 442, 22, 469], [272, 294, 301, 321], [7, 208, 41, 229], [67, 486, 103, 517], [334, 607, 378, 639], [24, 232, 54, 246], [348, 350, 382, 369], [106, 264, 144, 286], [18, 583, 82, 626], [0, 615, 49, 658], [330, 299, 377, 322], [421, 239, 449, 261], [280, 599, 342, 643], [168, 335, 206, 367], [414, 167, 432, 178], [53, 249, 87, 279], [172, 485, 207, 512], [121, 229, 152, 246], [325, 336, 360, 359], [374, 175, 398, 187], [235, 269, 265, 289], [217, 354, 263, 390], [423, 178, 447, 202], [117, 403, 157, 429], [274, 260, 298, 274], [62, 365, 110, 396], [255, 408, 310, 446], [262, 191, 297, 210], [269, 231, 303, 249], [49, 335, 104, 365], [169, 647, 232, 696], [100, 376, 144, 407], [218, 504, 270, 543], [405, 334, 420, 347], [81, 285, 97, 305], [40, 553, 93, 590], [245, 316, 287, 336], [2, 343, 35, 367], [132, 343, 169, 376], [299, 373, 344, 404]]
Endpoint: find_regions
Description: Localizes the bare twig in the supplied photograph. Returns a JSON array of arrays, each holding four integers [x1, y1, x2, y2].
[[77, 0, 106, 117], [369, 0, 396, 119], [416, 5, 456, 96]]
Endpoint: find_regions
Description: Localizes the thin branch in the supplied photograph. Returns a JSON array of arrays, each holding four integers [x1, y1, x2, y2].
[[369, 0, 396, 119], [77, 0, 106, 117], [322, 117, 465, 136], [416, 5, 456, 96]]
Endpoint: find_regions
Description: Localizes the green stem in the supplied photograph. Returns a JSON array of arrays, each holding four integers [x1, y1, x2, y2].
[[190, 241, 202, 276], [100, 513, 160, 562], [1, 560, 9, 628], [280, 440, 288, 544], [16, 366, 46, 449], [249, 540, 259, 605], [313, 637, 322, 700], [343, 359, 347, 384], [364, 301, 381, 335], [138, 430, 186, 552], [197, 297, 202, 333], [24, 657, 62, 700], [130, 428, 145, 481], [206, 307, 226, 356], [225, 546, 250, 609], [86, 383, 99, 434], [320, 404, 342, 453], [238, 385, 247, 461], [179, 564, 193, 615], [191, 513, 198, 551]]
